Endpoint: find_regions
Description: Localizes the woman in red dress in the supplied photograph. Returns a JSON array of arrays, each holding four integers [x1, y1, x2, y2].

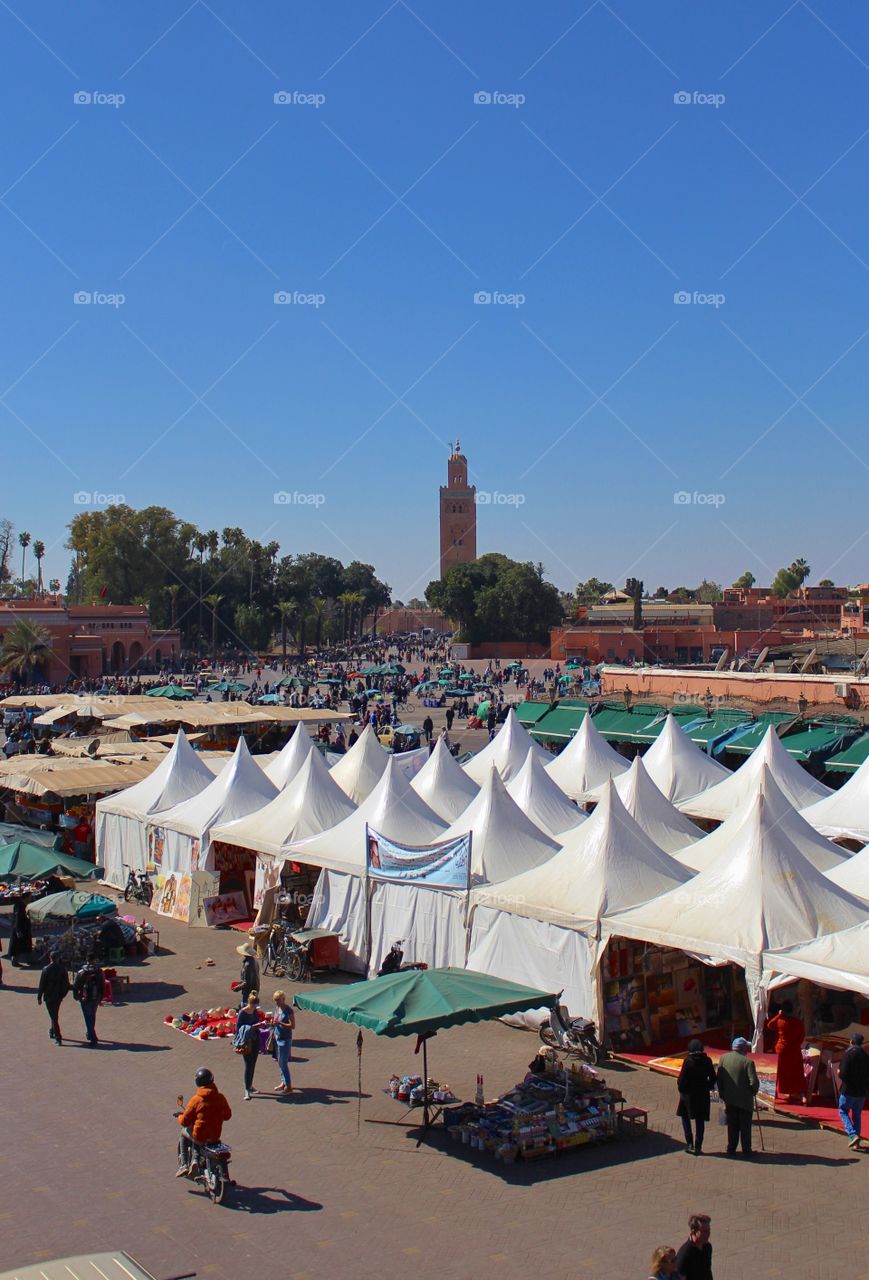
[[768, 1000, 806, 1101]]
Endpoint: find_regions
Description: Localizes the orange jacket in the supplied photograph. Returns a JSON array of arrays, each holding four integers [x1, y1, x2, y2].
[[179, 1085, 232, 1143]]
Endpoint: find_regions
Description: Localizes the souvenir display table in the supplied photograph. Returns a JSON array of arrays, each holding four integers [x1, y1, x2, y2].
[[437, 1054, 622, 1163]]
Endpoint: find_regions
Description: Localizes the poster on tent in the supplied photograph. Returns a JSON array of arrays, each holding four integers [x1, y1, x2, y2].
[[148, 826, 165, 868], [365, 825, 470, 889], [203, 890, 248, 926], [154, 871, 193, 922]]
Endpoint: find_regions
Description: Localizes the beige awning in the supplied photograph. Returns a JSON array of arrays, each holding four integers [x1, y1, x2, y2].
[[0, 759, 160, 798]]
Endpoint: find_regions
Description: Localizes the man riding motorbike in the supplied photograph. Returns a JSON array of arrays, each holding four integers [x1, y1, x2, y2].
[[176, 1068, 232, 1178]]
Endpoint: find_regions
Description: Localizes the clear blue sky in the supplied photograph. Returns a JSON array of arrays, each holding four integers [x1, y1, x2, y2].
[[3, 2, 868, 599]]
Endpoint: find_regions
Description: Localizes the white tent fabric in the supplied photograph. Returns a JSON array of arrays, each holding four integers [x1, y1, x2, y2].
[[678, 726, 831, 822], [96, 729, 215, 887], [763, 921, 869, 999], [147, 737, 278, 873], [301, 758, 447, 972], [441, 766, 560, 886], [676, 765, 850, 874], [410, 736, 479, 822], [641, 713, 730, 804], [210, 749, 356, 857], [467, 783, 689, 1024], [505, 748, 587, 840], [606, 789, 867, 1041], [800, 753, 869, 847], [825, 843, 869, 899], [589, 756, 703, 853], [263, 726, 315, 788], [328, 724, 388, 804], [462, 708, 549, 784], [544, 713, 628, 803]]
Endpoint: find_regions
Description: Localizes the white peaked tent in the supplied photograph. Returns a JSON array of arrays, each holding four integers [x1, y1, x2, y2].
[[96, 729, 215, 887], [367, 767, 560, 979], [801, 753, 869, 847], [606, 789, 868, 1043], [641, 713, 730, 804], [147, 737, 278, 874], [410, 736, 479, 822], [589, 756, 702, 854], [462, 708, 549, 784], [544, 713, 628, 803], [263, 726, 316, 789], [763, 920, 869, 1000], [210, 748, 356, 857], [506, 748, 587, 840], [678, 725, 831, 822], [824, 843, 869, 899], [676, 765, 850, 874], [467, 781, 691, 1024], [300, 758, 447, 971], [328, 724, 389, 804]]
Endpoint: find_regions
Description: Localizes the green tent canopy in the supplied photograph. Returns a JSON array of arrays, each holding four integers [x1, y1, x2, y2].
[[27, 890, 117, 921], [294, 967, 557, 1038], [144, 684, 194, 700], [211, 680, 250, 693], [0, 840, 100, 882], [0, 823, 60, 849]]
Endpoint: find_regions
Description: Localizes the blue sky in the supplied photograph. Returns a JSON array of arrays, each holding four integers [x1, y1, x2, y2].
[[2, 2, 868, 599]]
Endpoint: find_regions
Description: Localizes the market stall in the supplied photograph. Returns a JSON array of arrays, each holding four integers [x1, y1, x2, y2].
[[543, 714, 628, 804]]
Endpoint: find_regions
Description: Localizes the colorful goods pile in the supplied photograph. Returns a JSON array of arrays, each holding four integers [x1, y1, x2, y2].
[[442, 1056, 621, 1163], [164, 1007, 240, 1040], [386, 1074, 458, 1106]]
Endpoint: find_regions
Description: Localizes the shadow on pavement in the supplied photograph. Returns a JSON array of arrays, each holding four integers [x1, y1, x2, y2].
[[224, 1186, 323, 1214], [707, 1150, 859, 1167], [66, 1038, 172, 1052], [276, 1086, 364, 1106], [292, 1038, 336, 1049], [125, 980, 188, 1002], [409, 1126, 684, 1182]]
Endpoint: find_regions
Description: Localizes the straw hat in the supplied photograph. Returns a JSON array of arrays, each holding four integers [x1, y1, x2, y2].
[[236, 942, 257, 959]]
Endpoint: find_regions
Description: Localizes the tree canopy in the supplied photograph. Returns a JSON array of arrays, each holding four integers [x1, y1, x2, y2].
[[771, 558, 811, 599], [426, 554, 564, 645]]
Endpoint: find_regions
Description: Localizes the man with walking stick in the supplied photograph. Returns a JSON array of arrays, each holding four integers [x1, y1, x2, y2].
[[717, 1036, 760, 1158]]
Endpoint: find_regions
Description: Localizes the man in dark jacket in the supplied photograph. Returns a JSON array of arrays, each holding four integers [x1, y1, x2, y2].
[[676, 1039, 717, 1155], [675, 1213, 713, 1280], [838, 1032, 869, 1150], [72, 953, 104, 1046], [38, 950, 70, 1044]]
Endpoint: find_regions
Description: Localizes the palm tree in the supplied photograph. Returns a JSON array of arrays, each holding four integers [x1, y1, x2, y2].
[[32, 540, 45, 596], [347, 590, 366, 639], [275, 600, 295, 665], [166, 583, 182, 628], [204, 593, 223, 661], [206, 530, 220, 561], [337, 591, 354, 643], [18, 531, 30, 593], [312, 596, 328, 651], [49, 578, 61, 595], [1, 617, 51, 682], [194, 533, 208, 649]]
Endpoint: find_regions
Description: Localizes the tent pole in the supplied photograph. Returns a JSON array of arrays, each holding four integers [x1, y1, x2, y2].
[[423, 1037, 430, 1127]]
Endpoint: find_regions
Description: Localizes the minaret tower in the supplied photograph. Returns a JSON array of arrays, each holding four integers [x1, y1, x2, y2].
[[439, 439, 476, 577]]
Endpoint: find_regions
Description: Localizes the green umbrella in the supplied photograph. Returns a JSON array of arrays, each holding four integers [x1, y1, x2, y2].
[[378, 662, 406, 675], [0, 840, 100, 882], [27, 890, 117, 921], [0, 823, 60, 849], [211, 679, 250, 693], [475, 699, 491, 718], [144, 684, 194, 700]]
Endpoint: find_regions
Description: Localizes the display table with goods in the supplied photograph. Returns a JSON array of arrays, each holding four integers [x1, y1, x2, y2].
[[438, 1052, 622, 1164]]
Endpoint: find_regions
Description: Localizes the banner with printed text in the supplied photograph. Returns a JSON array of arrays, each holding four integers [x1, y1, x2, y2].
[[365, 826, 470, 890]]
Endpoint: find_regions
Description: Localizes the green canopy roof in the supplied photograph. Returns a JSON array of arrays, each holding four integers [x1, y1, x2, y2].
[[294, 967, 557, 1038], [721, 712, 795, 755], [826, 731, 869, 773], [590, 703, 666, 743], [530, 702, 590, 743], [677, 710, 752, 753], [144, 684, 194, 700], [0, 823, 60, 849], [772, 721, 861, 764], [514, 700, 552, 727], [28, 890, 117, 921], [211, 680, 250, 693], [0, 840, 100, 882]]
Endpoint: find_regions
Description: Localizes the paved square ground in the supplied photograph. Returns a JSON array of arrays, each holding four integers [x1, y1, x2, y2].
[[2, 903, 868, 1280]]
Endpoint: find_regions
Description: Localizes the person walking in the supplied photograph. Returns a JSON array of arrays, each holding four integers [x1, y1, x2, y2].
[[837, 1031, 869, 1150], [647, 1246, 680, 1278], [716, 1037, 759, 1157], [676, 1039, 716, 1155], [72, 952, 105, 1046], [767, 999, 806, 1103], [8, 895, 33, 966], [675, 1214, 713, 1280], [235, 992, 263, 1100], [445, 706, 454, 731], [237, 942, 260, 1009], [422, 715, 433, 744], [271, 989, 296, 1094], [37, 949, 70, 1044]]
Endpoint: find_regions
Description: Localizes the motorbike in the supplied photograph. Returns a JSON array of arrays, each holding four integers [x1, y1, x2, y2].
[[123, 865, 154, 906], [173, 1100, 233, 1204], [539, 998, 606, 1065], [377, 941, 428, 978]]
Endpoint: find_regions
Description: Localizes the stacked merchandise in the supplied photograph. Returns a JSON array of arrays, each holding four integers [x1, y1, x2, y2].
[[386, 1074, 458, 1107], [442, 1054, 620, 1163]]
